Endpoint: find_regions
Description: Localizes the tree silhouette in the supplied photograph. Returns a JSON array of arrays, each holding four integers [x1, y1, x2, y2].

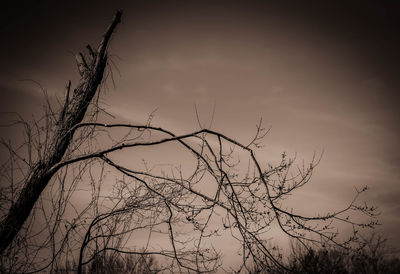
[[0, 11, 379, 273]]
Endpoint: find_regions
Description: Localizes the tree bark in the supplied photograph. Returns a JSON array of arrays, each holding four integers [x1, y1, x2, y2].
[[0, 11, 122, 255]]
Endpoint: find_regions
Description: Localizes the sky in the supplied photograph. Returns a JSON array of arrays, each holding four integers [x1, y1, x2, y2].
[[1, 0, 400, 262]]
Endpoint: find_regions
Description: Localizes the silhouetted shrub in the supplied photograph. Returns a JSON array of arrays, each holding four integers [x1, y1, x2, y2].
[[251, 234, 400, 274], [54, 251, 159, 274]]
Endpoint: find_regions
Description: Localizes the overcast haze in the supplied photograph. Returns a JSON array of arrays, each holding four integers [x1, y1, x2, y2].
[[1, 0, 400, 259]]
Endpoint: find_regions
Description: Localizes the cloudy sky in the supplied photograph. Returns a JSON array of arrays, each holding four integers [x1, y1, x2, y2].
[[1, 0, 399, 257]]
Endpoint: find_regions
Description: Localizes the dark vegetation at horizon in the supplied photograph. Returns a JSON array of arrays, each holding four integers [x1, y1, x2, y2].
[[52, 233, 400, 273]]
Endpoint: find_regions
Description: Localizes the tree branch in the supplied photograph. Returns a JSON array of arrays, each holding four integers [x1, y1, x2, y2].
[[0, 11, 122, 255]]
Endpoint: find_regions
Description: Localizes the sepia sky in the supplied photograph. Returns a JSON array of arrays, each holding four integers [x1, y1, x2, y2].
[[1, 0, 400, 258]]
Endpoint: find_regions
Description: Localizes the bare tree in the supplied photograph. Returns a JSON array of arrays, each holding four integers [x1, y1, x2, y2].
[[0, 11, 379, 273]]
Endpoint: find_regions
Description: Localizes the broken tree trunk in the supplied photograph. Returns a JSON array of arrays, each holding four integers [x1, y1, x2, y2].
[[0, 11, 122, 255]]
